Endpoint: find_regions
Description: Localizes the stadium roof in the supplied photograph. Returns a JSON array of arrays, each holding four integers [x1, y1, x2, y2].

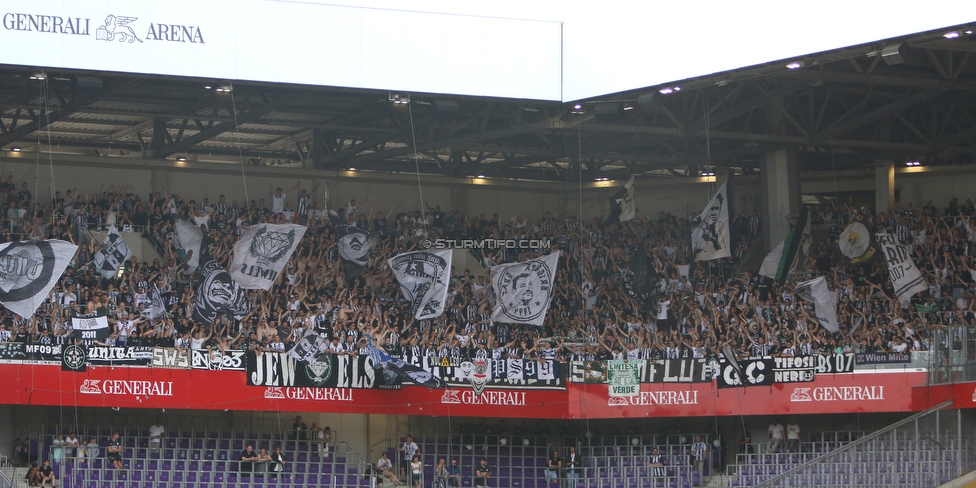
[[2, 23, 976, 182]]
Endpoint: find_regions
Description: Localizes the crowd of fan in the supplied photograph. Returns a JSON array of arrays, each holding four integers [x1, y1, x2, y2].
[[0, 172, 973, 364]]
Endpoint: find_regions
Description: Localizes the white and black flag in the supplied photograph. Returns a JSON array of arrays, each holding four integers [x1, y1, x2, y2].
[[143, 283, 167, 320], [691, 181, 731, 261], [490, 252, 560, 326], [389, 250, 452, 320], [838, 221, 877, 264], [192, 260, 251, 324], [230, 223, 306, 290], [0, 239, 77, 318], [795, 276, 839, 333], [287, 330, 328, 364], [174, 220, 204, 273], [877, 233, 928, 305], [72, 311, 111, 341], [336, 224, 378, 282], [604, 175, 636, 225], [93, 225, 131, 279]]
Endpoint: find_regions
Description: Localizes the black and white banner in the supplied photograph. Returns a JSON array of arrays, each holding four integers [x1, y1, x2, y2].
[[72, 311, 111, 341], [877, 233, 927, 304], [192, 260, 251, 324], [93, 226, 131, 279], [151, 347, 191, 369], [795, 276, 839, 333], [490, 252, 559, 326], [247, 351, 382, 389], [174, 220, 204, 273], [771, 357, 816, 383], [85, 346, 154, 365], [230, 223, 306, 290], [691, 181, 731, 261], [815, 353, 855, 374], [389, 250, 452, 320], [336, 224, 378, 282], [0, 342, 27, 360], [854, 351, 912, 365], [716, 358, 776, 388], [191, 349, 246, 371], [0, 239, 77, 318]]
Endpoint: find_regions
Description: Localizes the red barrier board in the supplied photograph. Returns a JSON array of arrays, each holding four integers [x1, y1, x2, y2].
[[0, 364, 940, 418]]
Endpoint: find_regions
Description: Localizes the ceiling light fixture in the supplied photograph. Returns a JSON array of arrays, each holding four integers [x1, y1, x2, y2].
[[966, 30, 974, 35], [477, 174, 485, 178], [389, 93, 410, 105], [215, 84, 232, 93], [348, 167, 357, 171], [570, 103, 585, 114], [29, 72, 45, 80], [10, 147, 21, 152], [786, 61, 804, 70], [944, 31, 960, 39], [658, 87, 673, 95], [178, 156, 187, 162], [906, 160, 921, 166]]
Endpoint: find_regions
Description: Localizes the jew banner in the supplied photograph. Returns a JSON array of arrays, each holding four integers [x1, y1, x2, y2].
[[0, 239, 77, 318], [876, 233, 927, 304], [93, 226, 131, 279], [230, 223, 306, 290], [691, 181, 731, 261], [795, 276, 839, 333], [192, 260, 251, 324], [389, 250, 452, 320], [335, 224, 378, 282]]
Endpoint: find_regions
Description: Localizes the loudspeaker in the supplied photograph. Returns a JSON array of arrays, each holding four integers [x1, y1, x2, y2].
[[882, 42, 905, 66]]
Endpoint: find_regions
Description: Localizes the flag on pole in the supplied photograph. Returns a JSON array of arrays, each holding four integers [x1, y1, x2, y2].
[[691, 182, 731, 261], [877, 233, 928, 304], [335, 224, 378, 282], [490, 252, 560, 325], [389, 250, 453, 320], [795, 276, 839, 333], [174, 220, 204, 273], [604, 176, 636, 225], [230, 223, 306, 290], [0, 239, 77, 318], [93, 225, 131, 279], [759, 206, 809, 284]]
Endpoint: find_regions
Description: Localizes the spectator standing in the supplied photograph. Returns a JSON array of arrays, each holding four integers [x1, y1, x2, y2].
[[410, 455, 424, 488], [786, 421, 801, 453], [691, 435, 708, 472], [64, 432, 79, 460], [256, 448, 272, 476], [737, 428, 753, 455], [475, 458, 491, 488], [50, 434, 65, 464], [148, 418, 165, 453], [545, 450, 562, 485], [648, 447, 665, 479], [292, 415, 308, 443], [399, 434, 420, 479], [239, 444, 258, 474], [83, 438, 99, 461], [767, 419, 785, 453], [434, 458, 448, 488], [271, 445, 286, 477], [446, 459, 461, 488], [565, 446, 581, 488]]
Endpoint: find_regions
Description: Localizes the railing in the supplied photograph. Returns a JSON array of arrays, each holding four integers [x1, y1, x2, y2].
[[0, 455, 13, 488], [927, 325, 976, 384], [747, 400, 967, 487]]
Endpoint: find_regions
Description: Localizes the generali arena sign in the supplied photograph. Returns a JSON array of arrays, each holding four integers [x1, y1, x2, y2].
[[0, 363, 939, 417]]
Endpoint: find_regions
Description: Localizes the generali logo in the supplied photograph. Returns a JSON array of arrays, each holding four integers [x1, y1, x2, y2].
[[440, 389, 526, 406], [3, 12, 204, 44], [790, 386, 883, 402], [79, 379, 173, 396], [263, 387, 353, 402]]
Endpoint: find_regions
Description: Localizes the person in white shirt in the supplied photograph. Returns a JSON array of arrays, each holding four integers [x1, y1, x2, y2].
[[785, 421, 801, 453], [148, 418, 165, 453], [691, 435, 708, 471], [376, 452, 399, 485], [767, 419, 785, 453], [269, 182, 299, 214]]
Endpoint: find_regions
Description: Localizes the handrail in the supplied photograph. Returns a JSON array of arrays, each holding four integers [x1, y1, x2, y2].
[[0, 455, 14, 488], [756, 399, 954, 487]]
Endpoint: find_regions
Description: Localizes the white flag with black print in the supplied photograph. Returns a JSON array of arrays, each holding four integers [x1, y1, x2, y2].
[[490, 252, 560, 326], [230, 223, 307, 290], [691, 182, 731, 261], [93, 225, 131, 279], [336, 224, 378, 282], [287, 330, 328, 364], [174, 220, 204, 273], [143, 283, 167, 320], [389, 250, 452, 320], [877, 233, 928, 305], [0, 239, 77, 319], [795, 276, 839, 333]]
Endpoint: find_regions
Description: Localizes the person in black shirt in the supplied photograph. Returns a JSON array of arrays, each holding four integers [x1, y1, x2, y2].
[[475, 459, 491, 488], [292, 415, 308, 442], [106, 433, 123, 470], [239, 445, 258, 473], [39, 459, 56, 487]]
